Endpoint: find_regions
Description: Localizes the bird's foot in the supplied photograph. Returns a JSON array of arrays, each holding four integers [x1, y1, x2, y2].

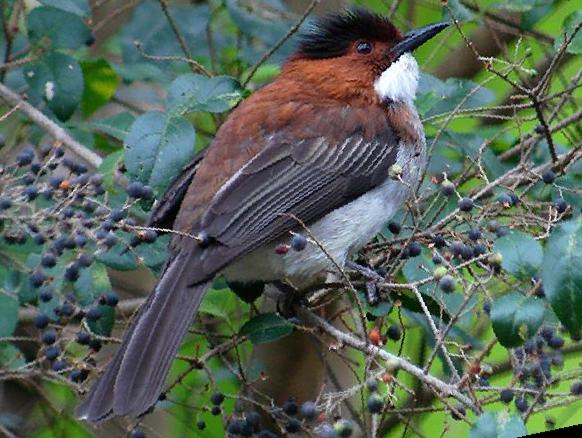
[[346, 261, 385, 306], [273, 281, 305, 318]]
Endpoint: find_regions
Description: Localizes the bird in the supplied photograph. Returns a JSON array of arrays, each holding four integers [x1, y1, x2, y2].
[[76, 8, 448, 423]]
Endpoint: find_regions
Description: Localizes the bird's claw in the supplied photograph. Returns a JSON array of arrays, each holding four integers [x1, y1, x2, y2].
[[346, 261, 385, 306]]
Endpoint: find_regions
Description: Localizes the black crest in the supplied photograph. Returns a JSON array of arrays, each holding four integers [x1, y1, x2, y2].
[[296, 9, 401, 59]]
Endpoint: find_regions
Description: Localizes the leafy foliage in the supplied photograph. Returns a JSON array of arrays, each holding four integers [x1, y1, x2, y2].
[[0, 0, 581, 437]]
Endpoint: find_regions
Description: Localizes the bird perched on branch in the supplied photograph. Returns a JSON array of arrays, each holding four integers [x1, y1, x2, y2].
[[77, 9, 448, 422]]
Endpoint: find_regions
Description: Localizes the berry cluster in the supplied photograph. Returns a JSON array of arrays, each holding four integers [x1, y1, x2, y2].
[[0, 143, 162, 384], [508, 326, 567, 413]]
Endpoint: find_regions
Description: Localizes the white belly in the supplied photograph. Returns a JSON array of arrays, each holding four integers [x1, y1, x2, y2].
[[222, 134, 427, 288]]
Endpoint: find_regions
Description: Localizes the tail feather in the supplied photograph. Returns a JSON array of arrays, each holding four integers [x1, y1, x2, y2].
[[76, 251, 212, 423]]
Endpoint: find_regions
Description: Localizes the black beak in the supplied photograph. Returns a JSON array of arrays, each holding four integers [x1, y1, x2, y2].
[[391, 22, 449, 59]]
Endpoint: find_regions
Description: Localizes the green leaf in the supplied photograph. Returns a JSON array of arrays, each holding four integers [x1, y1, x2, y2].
[[542, 219, 582, 335], [239, 313, 293, 344], [86, 112, 135, 142], [443, 0, 473, 21], [120, 1, 213, 64], [491, 0, 554, 12], [97, 149, 123, 193], [74, 263, 114, 336], [23, 52, 84, 121], [88, 305, 115, 337], [554, 11, 582, 55], [0, 343, 25, 370], [493, 231, 543, 280], [469, 412, 527, 438], [133, 235, 169, 269], [81, 59, 120, 116], [73, 262, 112, 306], [124, 112, 196, 195], [199, 288, 231, 320], [168, 74, 243, 115], [97, 237, 138, 271], [418, 74, 495, 118], [28, 6, 92, 49], [491, 292, 545, 348], [0, 293, 18, 337], [39, 0, 90, 17]]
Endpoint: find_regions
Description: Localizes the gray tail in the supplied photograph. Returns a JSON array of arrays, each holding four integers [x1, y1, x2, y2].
[[76, 251, 212, 423]]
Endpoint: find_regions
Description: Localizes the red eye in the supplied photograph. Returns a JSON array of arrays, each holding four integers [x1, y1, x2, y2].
[[356, 40, 373, 54]]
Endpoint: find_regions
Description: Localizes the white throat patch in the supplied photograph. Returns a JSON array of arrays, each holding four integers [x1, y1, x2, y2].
[[374, 53, 419, 103]]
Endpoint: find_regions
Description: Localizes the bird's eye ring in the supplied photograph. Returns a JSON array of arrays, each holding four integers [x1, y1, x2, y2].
[[356, 40, 373, 55]]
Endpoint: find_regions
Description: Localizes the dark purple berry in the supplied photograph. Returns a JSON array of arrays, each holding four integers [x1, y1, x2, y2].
[[211, 406, 221, 416], [227, 419, 243, 434], [515, 397, 528, 413], [77, 253, 93, 267], [388, 221, 401, 234], [366, 378, 379, 392], [570, 381, 582, 396], [41, 253, 57, 268], [64, 264, 80, 282], [129, 429, 146, 438], [105, 292, 118, 306], [210, 391, 224, 405], [85, 306, 102, 321], [196, 420, 206, 430], [497, 193, 513, 207], [367, 394, 383, 414], [500, 389, 514, 403], [59, 302, 75, 317], [439, 275, 456, 293], [432, 235, 446, 248], [109, 209, 126, 222], [441, 181, 455, 196], [246, 411, 261, 430], [407, 241, 422, 257], [24, 186, 38, 201], [76, 331, 91, 345], [42, 329, 57, 345], [458, 197, 473, 212], [548, 336, 564, 349], [30, 269, 47, 288], [16, 149, 34, 166], [291, 233, 307, 251], [468, 228, 481, 241], [0, 196, 12, 210], [286, 418, 301, 434], [554, 198, 568, 214], [300, 401, 317, 419], [89, 338, 102, 352], [387, 324, 402, 341], [39, 286, 54, 302], [334, 419, 353, 437], [45, 346, 60, 361], [34, 313, 50, 329], [282, 398, 298, 416], [542, 170, 556, 184], [52, 359, 67, 372]]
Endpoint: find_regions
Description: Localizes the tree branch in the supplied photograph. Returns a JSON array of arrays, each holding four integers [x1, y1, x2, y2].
[[0, 82, 102, 168]]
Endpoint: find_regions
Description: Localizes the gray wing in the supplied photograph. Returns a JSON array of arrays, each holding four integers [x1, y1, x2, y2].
[[193, 105, 401, 280]]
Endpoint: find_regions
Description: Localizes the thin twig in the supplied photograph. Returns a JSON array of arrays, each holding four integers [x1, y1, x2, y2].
[[0, 82, 102, 168], [242, 0, 319, 88], [158, 0, 212, 77]]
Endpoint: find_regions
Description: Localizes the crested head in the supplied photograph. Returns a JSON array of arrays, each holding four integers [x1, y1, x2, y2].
[[281, 9, 447, 106], [296, 8, 402, 60]]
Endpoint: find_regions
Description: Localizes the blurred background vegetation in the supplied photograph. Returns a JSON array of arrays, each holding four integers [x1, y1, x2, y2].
[[0, 0, 582, 437]]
